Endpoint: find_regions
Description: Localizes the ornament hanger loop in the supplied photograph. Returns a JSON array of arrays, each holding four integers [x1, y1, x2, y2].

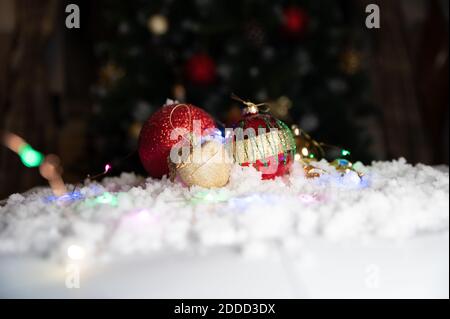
[[169, 103, 194, 145], [169, 103, 192, 131]]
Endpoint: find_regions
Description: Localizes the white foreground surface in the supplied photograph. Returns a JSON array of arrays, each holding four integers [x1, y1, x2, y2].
[[0, 235, 447, 298], [0, 159, 448, 298]]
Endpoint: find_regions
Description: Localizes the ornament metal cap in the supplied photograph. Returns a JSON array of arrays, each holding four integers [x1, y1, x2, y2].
[[242, 104, 260, 115], [231, 93, 266, 116]]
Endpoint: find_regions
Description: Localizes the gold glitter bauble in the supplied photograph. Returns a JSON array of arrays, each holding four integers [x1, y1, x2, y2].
[[169, 140, 232, 188]]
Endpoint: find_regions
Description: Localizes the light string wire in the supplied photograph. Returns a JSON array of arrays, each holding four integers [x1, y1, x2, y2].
[[2, 131, 67, 196]]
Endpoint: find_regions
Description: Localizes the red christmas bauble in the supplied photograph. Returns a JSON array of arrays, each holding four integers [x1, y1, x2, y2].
[[185, 53, 216, 85], [282, 6, 309, 36], [233, 102, 296, 180], [138, 103, 216, 178]]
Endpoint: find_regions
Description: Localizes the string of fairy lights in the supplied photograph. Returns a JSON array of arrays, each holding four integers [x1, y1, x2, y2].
[[1, 121, 364, 203], [3, 132, 67, 196], [2, 131, 111, 198]]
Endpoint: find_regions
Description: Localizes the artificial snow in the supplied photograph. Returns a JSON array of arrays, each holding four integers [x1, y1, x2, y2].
[[0, 158, 448, 263]]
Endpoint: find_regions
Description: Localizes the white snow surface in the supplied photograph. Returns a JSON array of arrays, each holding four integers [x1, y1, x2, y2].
[[0, 158, 448, 263]]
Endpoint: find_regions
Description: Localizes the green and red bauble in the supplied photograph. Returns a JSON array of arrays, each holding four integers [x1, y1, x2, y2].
[[231, 96, 296, 180]]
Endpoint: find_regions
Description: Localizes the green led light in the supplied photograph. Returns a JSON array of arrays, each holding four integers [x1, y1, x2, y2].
[[18, 144, 44, 167], [309, 154, 315, 158], [341, 149, 351, 157], [95, 192, 118, 206], [190, 190, 229, 204]]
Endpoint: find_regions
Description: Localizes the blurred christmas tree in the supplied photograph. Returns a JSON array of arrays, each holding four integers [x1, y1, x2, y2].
[[91, 0, 376, 174]]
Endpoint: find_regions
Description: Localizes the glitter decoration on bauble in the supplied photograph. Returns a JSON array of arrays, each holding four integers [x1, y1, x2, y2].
[[138, 101, 216, 179]]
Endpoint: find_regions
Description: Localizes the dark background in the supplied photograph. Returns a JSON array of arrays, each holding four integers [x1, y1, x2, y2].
[[0, 0, 448, 199]]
